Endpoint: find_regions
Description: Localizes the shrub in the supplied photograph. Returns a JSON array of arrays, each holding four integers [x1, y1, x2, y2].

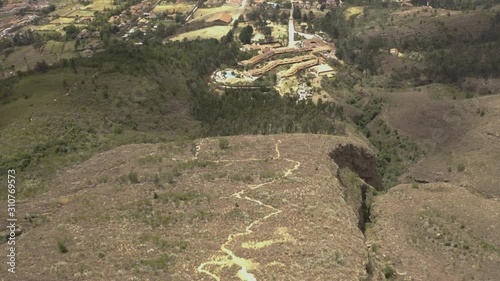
[[153, 174, 161, 186], [219, 137, 229, 149], [382, 264, 396, 279], [57, 240, 68, 253], [457, 163, 465, 172], [128, 171, 139, 183], [113, 127, 123, 134]]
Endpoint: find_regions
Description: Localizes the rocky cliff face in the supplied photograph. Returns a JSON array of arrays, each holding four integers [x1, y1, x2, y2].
[[330, 143, 383, 191]]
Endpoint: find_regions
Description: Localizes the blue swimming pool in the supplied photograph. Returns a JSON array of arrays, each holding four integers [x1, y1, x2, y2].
[[225, 71, 236, 79]]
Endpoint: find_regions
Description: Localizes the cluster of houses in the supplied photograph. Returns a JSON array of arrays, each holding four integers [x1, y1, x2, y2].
[[0, 14, 40, 39], [0, 0, 55, 38], [250, 0, 340, 9], [294, 0, 319, 10]]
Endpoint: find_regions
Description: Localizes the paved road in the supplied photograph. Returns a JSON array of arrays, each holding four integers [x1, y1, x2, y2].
[[236, 0, 249, 22], [288, 2, 298, 48]]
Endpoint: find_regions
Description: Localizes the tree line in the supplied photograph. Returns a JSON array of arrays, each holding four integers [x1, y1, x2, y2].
[[191, 89, 344, 136]]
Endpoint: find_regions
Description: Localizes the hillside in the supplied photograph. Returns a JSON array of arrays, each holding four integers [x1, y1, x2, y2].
[[368, 182, 500, 280], [1, 134, 380, 280], [1, 134, 498, 280], [1, 1, 500, 280], [377, 85, 500, 198]]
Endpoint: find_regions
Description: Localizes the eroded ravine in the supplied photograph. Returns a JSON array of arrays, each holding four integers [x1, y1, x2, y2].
[[196, 139, 301, 280]]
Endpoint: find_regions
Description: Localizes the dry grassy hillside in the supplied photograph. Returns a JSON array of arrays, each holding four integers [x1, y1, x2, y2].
[[1, 134, 380, 280], [375, 84, 500, 198], [368, 182, 500, 280]]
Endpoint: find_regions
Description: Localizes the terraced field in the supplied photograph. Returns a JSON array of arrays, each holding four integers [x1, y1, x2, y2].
[[0, 41, 76, 72]]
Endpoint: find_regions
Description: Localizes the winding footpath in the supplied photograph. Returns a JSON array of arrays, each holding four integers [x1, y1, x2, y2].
[[195, 139, 301, 280]]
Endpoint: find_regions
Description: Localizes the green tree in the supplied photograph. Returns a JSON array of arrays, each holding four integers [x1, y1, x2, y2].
[[293, 6, 301, 20], [302, 13, 308, 23], [262, 26, 272, 36], [64, 24, 79, 39], [34, 61, 49, 73], [239, 25, 253, 44], [308, 11, 315, 21], [175, 13, 186, 24]]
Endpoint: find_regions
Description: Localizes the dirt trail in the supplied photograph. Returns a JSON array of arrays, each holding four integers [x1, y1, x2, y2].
[[196, 139, 301, 280]]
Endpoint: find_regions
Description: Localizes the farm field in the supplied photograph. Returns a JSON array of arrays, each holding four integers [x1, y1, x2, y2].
[[66, 9, 97, 17], [49, 0, 79, 5], [168, 25, 231, 41], [86, 0, 116, 11], [153, 3, 194, 13], [50, 17, 75, 24], [190, 5, 241, 22], [52, 7, 79, 17], [31, 23, 86, 32], [193, 5, 238, 18], [1, 41, 76, 72]]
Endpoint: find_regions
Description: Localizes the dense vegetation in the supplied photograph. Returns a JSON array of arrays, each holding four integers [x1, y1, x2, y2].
[[320, 6, 500, 83], [351, 97, 422, 187], [318, 3, 500, 187], [0, 39, 239, 197], [192, 89, 344, 136]]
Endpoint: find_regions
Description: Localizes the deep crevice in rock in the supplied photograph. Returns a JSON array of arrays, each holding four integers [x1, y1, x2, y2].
[[329, 144, 383, 191], [330, 143, 382, 233], [330, 144, 382, 280]]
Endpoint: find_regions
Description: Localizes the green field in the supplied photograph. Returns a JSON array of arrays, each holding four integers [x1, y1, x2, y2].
[[154, 3, 194, 13], [32, 24, 62, 31], [193, 5, 237, 18], [0, 41, 76, 73], [67, 10, 97, 17], [52, 7, 77, 17], [169, 26, 231, 41], [49, 0, 79, 5], [87, 0, 116, 11], [50, 17, 75, 24]]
